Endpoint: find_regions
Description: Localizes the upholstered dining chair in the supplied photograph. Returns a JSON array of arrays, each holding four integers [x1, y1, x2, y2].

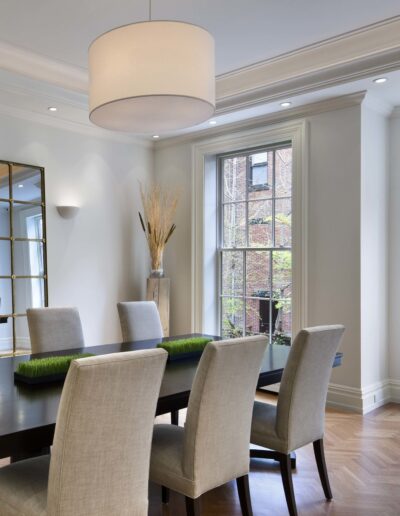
[[150, 335, 268, 516], [117, 300, 163, 342], [250, 325, 345, 516], [27, 306, 84, 354], [0, 348, 168, 516]]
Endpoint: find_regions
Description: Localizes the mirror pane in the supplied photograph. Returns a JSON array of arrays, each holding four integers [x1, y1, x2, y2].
[[0, 163, 9, 199], [13, 241, 44, 277], [11, 166, 42, 203], [0, 278, 12, 315], [12, 204, 43, 239], [14, 278, 45, 314], [15, 316, 31, 354], [0, 201, 10, 236], [0, 316, 13, 356], [0, 240, 11, 276]]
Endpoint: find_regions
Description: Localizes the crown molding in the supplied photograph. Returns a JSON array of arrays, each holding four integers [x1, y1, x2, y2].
[[0, 17, 399, 115], [215, 16, 400, 113], [155, 91, 366, 149], [0, 101, 151, 147]]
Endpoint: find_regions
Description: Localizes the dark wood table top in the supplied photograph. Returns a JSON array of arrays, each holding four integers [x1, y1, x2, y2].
[[0, 334, 342, 459]]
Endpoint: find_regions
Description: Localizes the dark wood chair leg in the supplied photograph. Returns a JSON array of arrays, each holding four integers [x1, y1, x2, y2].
[[278, 452, 298, 516], [236, 475, 253, 516], [171, 410, 179, 425], [185, 496, 201, 516], [313, 439, 333, 500], [161, 486, 170, 504]]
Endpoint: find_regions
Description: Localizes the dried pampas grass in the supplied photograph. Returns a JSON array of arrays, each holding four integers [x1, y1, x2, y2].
[[138, 182, 179, 271]]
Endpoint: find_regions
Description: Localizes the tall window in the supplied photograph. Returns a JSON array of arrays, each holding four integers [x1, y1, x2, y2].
[[219, 144, 292, 344]]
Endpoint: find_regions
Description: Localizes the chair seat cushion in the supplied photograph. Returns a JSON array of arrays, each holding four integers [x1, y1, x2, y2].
[[150, 424, 198, 499], [251, 401, 288, 454], [0, 455, 49, 516]]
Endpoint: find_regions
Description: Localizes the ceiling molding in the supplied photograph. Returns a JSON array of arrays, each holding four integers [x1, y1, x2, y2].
[[0, 101, 151, 147], [0, 17, 399, 116], [215, 16, 400, 113], [155, 91, 366, 149]]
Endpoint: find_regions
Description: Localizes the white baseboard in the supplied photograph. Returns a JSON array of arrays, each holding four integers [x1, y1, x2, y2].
[[327, 380, 398, 414]]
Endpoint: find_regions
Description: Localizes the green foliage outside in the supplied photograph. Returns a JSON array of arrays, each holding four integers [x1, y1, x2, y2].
[[16, 353, 95, 378], [157, 337, 213, 355]]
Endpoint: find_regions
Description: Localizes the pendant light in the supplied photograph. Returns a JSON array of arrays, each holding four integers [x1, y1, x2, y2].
[[89, 0, 215, 134]]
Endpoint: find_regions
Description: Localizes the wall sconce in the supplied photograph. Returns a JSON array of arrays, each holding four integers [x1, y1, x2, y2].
[[56, 205, 80, 219]]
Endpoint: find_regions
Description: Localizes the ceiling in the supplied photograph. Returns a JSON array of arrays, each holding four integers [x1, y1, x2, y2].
[[0, 0, 399, 75], [0, 1, 399, 139]]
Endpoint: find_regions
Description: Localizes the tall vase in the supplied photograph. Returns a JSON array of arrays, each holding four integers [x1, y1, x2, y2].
[[150, 249, 164, 278]]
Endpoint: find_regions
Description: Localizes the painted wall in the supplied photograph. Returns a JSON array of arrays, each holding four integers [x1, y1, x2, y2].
[[155, 104, 363, 391], [0, 112, 153, 349], [389, 110, 400, 400]]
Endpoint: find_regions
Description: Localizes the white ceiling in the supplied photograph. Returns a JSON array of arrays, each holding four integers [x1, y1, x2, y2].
[[0, 0, 399, 75]]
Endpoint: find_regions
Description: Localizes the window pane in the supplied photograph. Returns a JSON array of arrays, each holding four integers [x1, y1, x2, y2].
[[222, 251, 243, 296], [0, 278, 12, 315], [15, 316, 30, 354], [248, 151, 273, 200], [13, 241, 44, 277], [11, 166, 42, 203], [275, 148, 292, 198], [248, 200, 273, 247], [275, 198, 292, 247], [0, 240, 11, 276], [245, 298, 262, 335], [0, 201, 10, 236], [223, 203, 246, 247], [0, 163, 9, 198], [246, 297, 280, 336], [246, 251, 270, 297], [272, 251, 292, 297], [223, 156, 246, 202], [12, 204, 43, 238], [221, 297, 243, 338], [273, 295, 292, 343], [14, 278, 45, 313], [0, 317, 13, 356]]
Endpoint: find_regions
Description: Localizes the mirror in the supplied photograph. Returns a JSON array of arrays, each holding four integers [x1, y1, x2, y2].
[[0, 161, 47, 356]]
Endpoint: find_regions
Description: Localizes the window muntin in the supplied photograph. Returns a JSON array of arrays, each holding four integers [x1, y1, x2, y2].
[[219, 145, 292, 344]]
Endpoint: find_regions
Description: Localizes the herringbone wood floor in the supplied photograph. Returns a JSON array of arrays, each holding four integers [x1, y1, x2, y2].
[[1, 393, 399, 515]]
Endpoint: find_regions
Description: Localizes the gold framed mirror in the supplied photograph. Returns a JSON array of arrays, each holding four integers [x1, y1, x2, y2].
[[0, 160, 48, 356]]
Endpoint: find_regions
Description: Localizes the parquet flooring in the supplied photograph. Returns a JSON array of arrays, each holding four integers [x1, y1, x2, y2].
[[1, 393, 399, 515], [149, 394, 400, 516]]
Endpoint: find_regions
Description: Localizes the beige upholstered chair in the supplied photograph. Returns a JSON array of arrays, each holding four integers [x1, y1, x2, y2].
[[117, 301, 163, 342], [0, 348, 168, 516], [250, 325, 345, 516], [150, 335, 268, 516], [27, 307, 84, 354]]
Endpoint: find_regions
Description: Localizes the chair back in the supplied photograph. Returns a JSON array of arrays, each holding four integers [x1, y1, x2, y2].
[[47, 349, 167, 516], [276, 325, 345, 451], [117, 301, 163, 341], [183, 336, 267, 495], [27, 307, 84, 354]]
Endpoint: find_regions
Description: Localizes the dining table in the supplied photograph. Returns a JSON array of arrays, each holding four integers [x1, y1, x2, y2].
[[0, 333, 343, 461]]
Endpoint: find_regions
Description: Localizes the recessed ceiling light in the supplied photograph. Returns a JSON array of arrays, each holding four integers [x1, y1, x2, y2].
[[17, 184, 24, 188], [209, 120, 217, 125], [48, 106, 57, 112], [280, 101, 292, 108], [152, 135, 160, 139], [373, 77, 387, 84]]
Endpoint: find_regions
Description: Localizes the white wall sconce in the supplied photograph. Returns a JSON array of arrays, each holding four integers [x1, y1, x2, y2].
[[56, 205, 80, 219]]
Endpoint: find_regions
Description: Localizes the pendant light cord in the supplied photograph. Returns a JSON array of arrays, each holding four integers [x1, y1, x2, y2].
[[149, 0, 152, 21]]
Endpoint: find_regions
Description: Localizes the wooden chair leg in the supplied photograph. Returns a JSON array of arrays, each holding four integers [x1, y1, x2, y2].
[[171, 410, 179, 425], [236, 475, 253, 516], [278, 453, 298, 516], [161, 486, 170, 504], [185, 496, 201, 516], [313, 439, 333, 500]]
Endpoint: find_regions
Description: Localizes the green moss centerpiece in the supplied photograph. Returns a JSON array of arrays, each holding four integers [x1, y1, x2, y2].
[[14, 353, 94, 385], [157, 337, 213, 361]]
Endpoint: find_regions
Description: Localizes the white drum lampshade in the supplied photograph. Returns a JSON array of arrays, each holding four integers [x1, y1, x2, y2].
[[89, 21, 215, 134]]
